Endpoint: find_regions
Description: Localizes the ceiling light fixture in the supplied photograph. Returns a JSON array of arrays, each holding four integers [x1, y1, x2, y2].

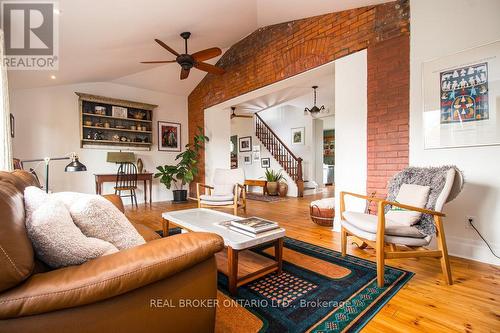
[[304, 85, 325, 115], [53, 8, 61, 15], [50, 75, 56, 79]]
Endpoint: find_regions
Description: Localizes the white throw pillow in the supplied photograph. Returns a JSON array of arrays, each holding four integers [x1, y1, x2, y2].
[[386, 184, 430, 226], [69, 196, 145, 250], [27, 198, 118, 268], [24, 186, 49, 222], [213, 184, 234, 196]]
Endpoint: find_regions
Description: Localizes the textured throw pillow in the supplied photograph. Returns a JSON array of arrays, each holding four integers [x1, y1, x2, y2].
[[27, 198, 118, 268], [386, 184, 430, 226], [24, 186, 49, 222], [69, 196, 145, 250], [213, 184, 234, 196]]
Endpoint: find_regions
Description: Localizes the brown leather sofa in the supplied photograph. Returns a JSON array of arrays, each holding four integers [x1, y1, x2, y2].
[[0, 170, 224, 333]]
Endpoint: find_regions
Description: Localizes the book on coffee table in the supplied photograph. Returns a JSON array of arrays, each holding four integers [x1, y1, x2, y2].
[[230, 217, 278, 234]]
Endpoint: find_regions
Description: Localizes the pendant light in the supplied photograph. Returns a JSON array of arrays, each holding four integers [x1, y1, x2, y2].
[[304, 86, 325, 115]]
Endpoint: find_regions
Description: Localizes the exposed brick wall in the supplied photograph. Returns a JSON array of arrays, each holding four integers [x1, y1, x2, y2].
[[188, 0, 409, 196]]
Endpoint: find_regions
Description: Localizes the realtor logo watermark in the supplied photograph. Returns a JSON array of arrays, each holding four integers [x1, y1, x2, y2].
[[1, 0, 59, 70]]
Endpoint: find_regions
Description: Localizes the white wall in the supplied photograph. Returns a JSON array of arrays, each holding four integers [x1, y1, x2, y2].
[[334, 50, 367, 231], [10, 82, 188, 204], [204, 106, 231, 185], [230, 116, 299, 196], [410, 0, 500, 264]]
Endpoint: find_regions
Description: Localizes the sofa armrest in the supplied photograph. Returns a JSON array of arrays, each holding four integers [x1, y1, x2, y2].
[[102, 194, 125, 212], [0, 232, 224, 319]]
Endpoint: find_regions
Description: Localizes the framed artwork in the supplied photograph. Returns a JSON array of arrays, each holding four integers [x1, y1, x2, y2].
[[291, 127, 305, 145], [239, 136, 252, 152], [252, 144, 260, 152], [111, 106, 128, 118], [423, 40, 500, 149], [9, 114, 14, 138], [158, 121, 181, 152], [261, 158, 270, 168], [230, 135, 238, 169], [253, 151, 260, 162], [243, 155, 252, 165]]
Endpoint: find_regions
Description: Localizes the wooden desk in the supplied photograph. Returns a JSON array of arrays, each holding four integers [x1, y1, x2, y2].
[[244, 179, 268, 195], [94, 173, 153, 205]]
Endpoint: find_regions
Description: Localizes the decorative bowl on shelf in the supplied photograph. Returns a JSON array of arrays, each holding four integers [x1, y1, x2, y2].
[[84, 120, 92, 126], [130, 125, 136, 130]]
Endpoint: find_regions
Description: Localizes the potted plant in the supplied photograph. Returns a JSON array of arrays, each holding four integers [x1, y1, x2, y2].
[[263, 168, 284, 196], [155, 127, 209, 203]]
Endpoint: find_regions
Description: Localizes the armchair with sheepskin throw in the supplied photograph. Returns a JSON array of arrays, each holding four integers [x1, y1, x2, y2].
[[340, 166, 464, 287]]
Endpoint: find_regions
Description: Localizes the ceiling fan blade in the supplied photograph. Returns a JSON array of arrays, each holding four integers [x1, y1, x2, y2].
[[180, 67, 190, 80], [194, 62, 225, 75], [154, 39, 180, 57], [191, 47, 222, 62], [140, 60, 177, 64]]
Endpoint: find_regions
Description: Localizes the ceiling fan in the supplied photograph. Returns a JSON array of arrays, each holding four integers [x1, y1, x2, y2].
[[141, 32, 225, 80], [230, 106, 253, 119]]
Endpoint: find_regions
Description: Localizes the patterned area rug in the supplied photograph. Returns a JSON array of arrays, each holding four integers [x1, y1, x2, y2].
[[246, 193, 288, 202], [217, 237, 413, 333]]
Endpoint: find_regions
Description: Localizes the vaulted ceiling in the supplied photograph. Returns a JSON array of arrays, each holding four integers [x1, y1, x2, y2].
[[7, 0, 391, 95]]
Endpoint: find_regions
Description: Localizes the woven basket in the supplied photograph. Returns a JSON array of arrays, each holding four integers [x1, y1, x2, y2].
[[310, 204, 334, 227]]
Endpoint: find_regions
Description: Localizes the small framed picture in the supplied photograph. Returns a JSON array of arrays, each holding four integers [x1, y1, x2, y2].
[[239, 136, 252, 152], [112, 106, 128, 118], [291, 127, 305, 145], [261, 158, 270, 168], [243, 155, 252, 165], [158, 121, 181, 152], [253, 151, 260, 162], [252, 144, 260, 152], [9, 114, 14, 138]]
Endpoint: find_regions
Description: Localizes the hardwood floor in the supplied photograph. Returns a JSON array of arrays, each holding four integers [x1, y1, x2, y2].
[[126, 189, 500, 332]]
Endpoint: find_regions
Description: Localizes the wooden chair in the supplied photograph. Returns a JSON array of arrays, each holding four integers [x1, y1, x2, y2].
[[196, 168, 246, 216], [115, 162, 138, 208], [340, 167, 463, 287]]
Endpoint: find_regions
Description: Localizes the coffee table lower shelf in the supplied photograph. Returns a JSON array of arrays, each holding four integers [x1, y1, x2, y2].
[[216, 238, 283, 295]]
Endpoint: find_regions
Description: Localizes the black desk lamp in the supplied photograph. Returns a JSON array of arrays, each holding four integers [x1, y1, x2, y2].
[[22, 152, 87, 193]]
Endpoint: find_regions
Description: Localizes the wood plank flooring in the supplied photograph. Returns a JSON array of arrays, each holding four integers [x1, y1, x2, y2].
[[126, 189, 500, 332]]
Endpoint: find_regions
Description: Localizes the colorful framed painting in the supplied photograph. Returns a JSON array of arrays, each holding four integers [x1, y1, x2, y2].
[[423, 40, 500, 149], [239, 136, 252, 152], [158, 121, 181, 152], [291, 127, 305, 145]]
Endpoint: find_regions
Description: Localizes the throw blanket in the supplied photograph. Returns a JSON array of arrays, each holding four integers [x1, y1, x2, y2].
[[385, 166, 464, 236]]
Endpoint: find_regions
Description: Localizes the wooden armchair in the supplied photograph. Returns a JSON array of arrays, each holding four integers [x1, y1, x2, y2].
[[340, 167, 463, 287], [196, 168, 246, 216]]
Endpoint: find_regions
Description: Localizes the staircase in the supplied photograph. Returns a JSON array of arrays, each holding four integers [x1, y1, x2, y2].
[[255, 113, 304, 197]]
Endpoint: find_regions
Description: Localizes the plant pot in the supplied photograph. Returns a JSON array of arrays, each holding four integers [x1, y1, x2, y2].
[[172, 189, 188, 203], [266, 182, 279, 196], [278, 182, 288, 197]]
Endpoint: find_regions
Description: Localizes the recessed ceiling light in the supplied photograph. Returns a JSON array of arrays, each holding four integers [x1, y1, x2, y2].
[[53, 9, 61, 15], [50, 75, 56, 79]]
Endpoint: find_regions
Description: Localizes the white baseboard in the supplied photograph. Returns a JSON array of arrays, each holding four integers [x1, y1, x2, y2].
[[446, 235, 500, 266]]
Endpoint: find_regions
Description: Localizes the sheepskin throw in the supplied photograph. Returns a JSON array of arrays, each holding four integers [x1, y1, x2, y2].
[[26, 197, 118, 268], [69, 195, 145, 250], [385, 166, 464, 236]]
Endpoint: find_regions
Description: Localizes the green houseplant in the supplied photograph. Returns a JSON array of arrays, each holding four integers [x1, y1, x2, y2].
[[263, 168, 284, 196], [155, 127, 209, 202]]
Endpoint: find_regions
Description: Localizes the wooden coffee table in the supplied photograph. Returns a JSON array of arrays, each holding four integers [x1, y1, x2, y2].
[[162, 208, 285, 295]]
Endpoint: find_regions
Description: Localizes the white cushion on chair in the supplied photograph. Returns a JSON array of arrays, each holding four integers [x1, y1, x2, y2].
[[213, 184, 234, 196], [199, 194, 235, 202], [343, 211, 426, 238], [200, 200, 235, 206], [385, 183, 430, 226]]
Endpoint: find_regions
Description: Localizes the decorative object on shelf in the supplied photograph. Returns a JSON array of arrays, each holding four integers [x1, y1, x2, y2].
[[9, 113, 14, 138], [230, 135, 238, 169], [243, 155, 252, 165], [304, 86, 325, 115], [77, 92, 156, 151], [93, 132, 103, 140], [291, 127, 305, 145], [253, 151, 260, 162], [112, 106, 128, 118], [137, 158, 144, 173], [158, 121, 181, 152], [261, 157, 270, 168], [130, 125, 136, 130], [155, 127, 208, 203], [120, 136, 127, 142], [94, 106, 106, 115], [21, 152, 87, 193], [278, 179, 288, 197], [263, 168, 284, 196], [423, 40, 500, 149], [239, 136, 252, 152], [252, 144, 260, 152]]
